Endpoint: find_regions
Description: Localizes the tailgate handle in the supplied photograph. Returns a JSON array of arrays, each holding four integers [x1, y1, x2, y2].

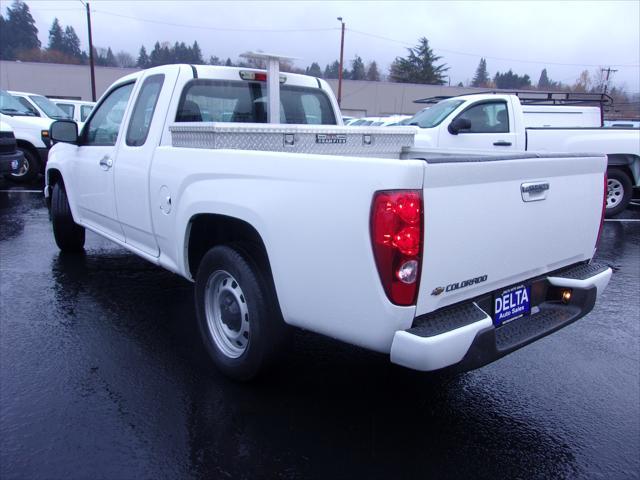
[[493, 141, 512, 146], [521, 181, 550, 202]]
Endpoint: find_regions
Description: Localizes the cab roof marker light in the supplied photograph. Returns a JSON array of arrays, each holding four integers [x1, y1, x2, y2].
[[239, 71, 286, 83]]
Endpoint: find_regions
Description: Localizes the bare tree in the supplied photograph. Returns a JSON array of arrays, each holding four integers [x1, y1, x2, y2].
[[115, 50, 136, 68]]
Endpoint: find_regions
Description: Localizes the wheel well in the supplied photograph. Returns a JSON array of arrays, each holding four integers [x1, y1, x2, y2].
[[606, 159, 634, 185], [15, 140, 38, 158], [47, 168, 62, 187], [186, 214, 272, 281]]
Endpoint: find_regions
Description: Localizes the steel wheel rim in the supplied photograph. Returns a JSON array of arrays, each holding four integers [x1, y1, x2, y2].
[[11, 156, 29, 177], [204, 270, 250, 358], [606, 178, 623, 208]]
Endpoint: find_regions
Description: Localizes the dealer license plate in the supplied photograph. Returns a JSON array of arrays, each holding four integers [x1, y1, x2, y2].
[[494, 284, 531, 326]]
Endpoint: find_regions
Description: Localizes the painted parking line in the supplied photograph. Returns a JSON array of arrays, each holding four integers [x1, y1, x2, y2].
[[0, 189, 42, 193]]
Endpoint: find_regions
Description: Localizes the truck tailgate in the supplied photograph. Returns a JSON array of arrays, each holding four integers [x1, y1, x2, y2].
[[413, 152, 606, 316]]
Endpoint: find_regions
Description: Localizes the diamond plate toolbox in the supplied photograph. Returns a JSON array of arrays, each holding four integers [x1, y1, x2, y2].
[[169, 123, 417, 158]]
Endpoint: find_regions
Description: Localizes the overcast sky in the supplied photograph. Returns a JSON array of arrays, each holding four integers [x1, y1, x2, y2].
[[17, 0, 640, 92]]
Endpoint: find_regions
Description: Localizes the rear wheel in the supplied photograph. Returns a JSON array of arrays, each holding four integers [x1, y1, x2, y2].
[[51, 181, 85, 252], [7, 148, 40, 183], [194, 245, 287, 380], [605, 168, 632, 217]]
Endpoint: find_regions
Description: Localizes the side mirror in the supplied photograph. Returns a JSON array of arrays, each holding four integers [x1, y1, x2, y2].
[[50, 120, 78, 144], [448, 117, 472, 135]]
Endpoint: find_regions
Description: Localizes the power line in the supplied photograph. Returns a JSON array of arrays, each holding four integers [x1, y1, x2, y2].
[[346, 28, 640, 69], [24, 6, 640, 70], [91, 8, 340, 33]]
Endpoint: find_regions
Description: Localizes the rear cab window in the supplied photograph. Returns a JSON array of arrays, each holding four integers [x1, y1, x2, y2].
[[176, 79, 336, 125], [126, 74, 164, 146]]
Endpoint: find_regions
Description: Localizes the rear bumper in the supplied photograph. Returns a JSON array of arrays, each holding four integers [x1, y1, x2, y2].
[[390, 262, 612, 372]]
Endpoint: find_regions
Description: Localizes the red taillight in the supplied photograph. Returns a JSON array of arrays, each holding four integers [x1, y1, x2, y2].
[[239, 71, 287, 83], [595, 172, 607, 250], [371, 190, 423, 306]]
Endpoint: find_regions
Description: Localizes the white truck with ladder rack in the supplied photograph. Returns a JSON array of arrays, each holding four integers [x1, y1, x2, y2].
[[409, 91, 640, 216]]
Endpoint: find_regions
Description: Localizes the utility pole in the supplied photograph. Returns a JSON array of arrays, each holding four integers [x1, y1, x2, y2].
[[84, 1, 97, 101], [601, 67, 618, 95], [337, 17, 345, 107]]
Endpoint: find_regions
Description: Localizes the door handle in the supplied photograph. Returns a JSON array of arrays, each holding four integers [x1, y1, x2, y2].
[[493, 141, 512, 146], [99, 155, 113, 170]]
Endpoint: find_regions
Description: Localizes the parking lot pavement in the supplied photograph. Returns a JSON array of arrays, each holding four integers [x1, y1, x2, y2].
[[1, 178, 638, 480]]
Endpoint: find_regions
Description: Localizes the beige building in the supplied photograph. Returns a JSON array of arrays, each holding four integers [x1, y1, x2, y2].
[[0, 59, 480, 117]]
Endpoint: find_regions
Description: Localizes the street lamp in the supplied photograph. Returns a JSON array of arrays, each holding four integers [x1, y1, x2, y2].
[[337, 17, 345, 107]]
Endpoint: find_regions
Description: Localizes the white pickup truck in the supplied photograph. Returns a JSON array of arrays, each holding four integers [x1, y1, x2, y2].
[[1, 90, 53, 182], [44, 63, 611, 380], [409, 93, 640, 216]]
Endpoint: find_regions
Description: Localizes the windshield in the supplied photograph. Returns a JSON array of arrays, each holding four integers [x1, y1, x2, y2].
[[0, 90, 35, 116], [408, 99, 464, 128], [29, 95, 71, 119]]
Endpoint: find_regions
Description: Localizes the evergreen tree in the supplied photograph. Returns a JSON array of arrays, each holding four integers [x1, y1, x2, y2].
[[388, 37, 448, 84], [494, 69, 531, 89], [172, 41, 186, 62], [209, 55, 221, 65], [104, 47, 116, 67], [536, 68, 560, 90], [191, 41, 203, 64], [137, 45, 149, 68], [471, 58, 489, 87], [366, 61, 380, 81], [324, 60, 340, 79], [149, 41, 162, 67], [350, 55, 366, 80], [47, 18, 65, 52], [0, 0, 40, 60], [305, 62, 322, 77], [0, 15, 8, 59], [160, 43, 171, 65], [93, 47, 105, 66], [62, 26, 82, 59], [225, 57, 233, 66]]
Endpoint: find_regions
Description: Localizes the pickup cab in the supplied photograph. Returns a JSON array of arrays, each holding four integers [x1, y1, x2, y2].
[[410, 93, 640, 216], [44, 64, 611, 380]]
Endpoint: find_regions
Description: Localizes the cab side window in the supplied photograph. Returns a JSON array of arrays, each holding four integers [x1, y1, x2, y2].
[[80, 105, 93, 122], [57, 103, 74, 118], [84, 83, 134, 146], [126, 75, 164, 147], [457, 101, 509, 133]]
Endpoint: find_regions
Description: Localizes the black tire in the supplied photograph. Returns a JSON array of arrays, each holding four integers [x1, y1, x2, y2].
[[51, 181, 85, 252], [7, 148, 40, 183], [194, 245, 288, 381], [605, 168, 633, 217]]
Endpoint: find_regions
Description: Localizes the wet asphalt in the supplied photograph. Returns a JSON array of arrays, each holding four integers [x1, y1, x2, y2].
[[0, 178, 638, 480]]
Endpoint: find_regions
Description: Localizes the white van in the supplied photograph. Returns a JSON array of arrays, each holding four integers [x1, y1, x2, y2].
[[51, 99, 95, 124]]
